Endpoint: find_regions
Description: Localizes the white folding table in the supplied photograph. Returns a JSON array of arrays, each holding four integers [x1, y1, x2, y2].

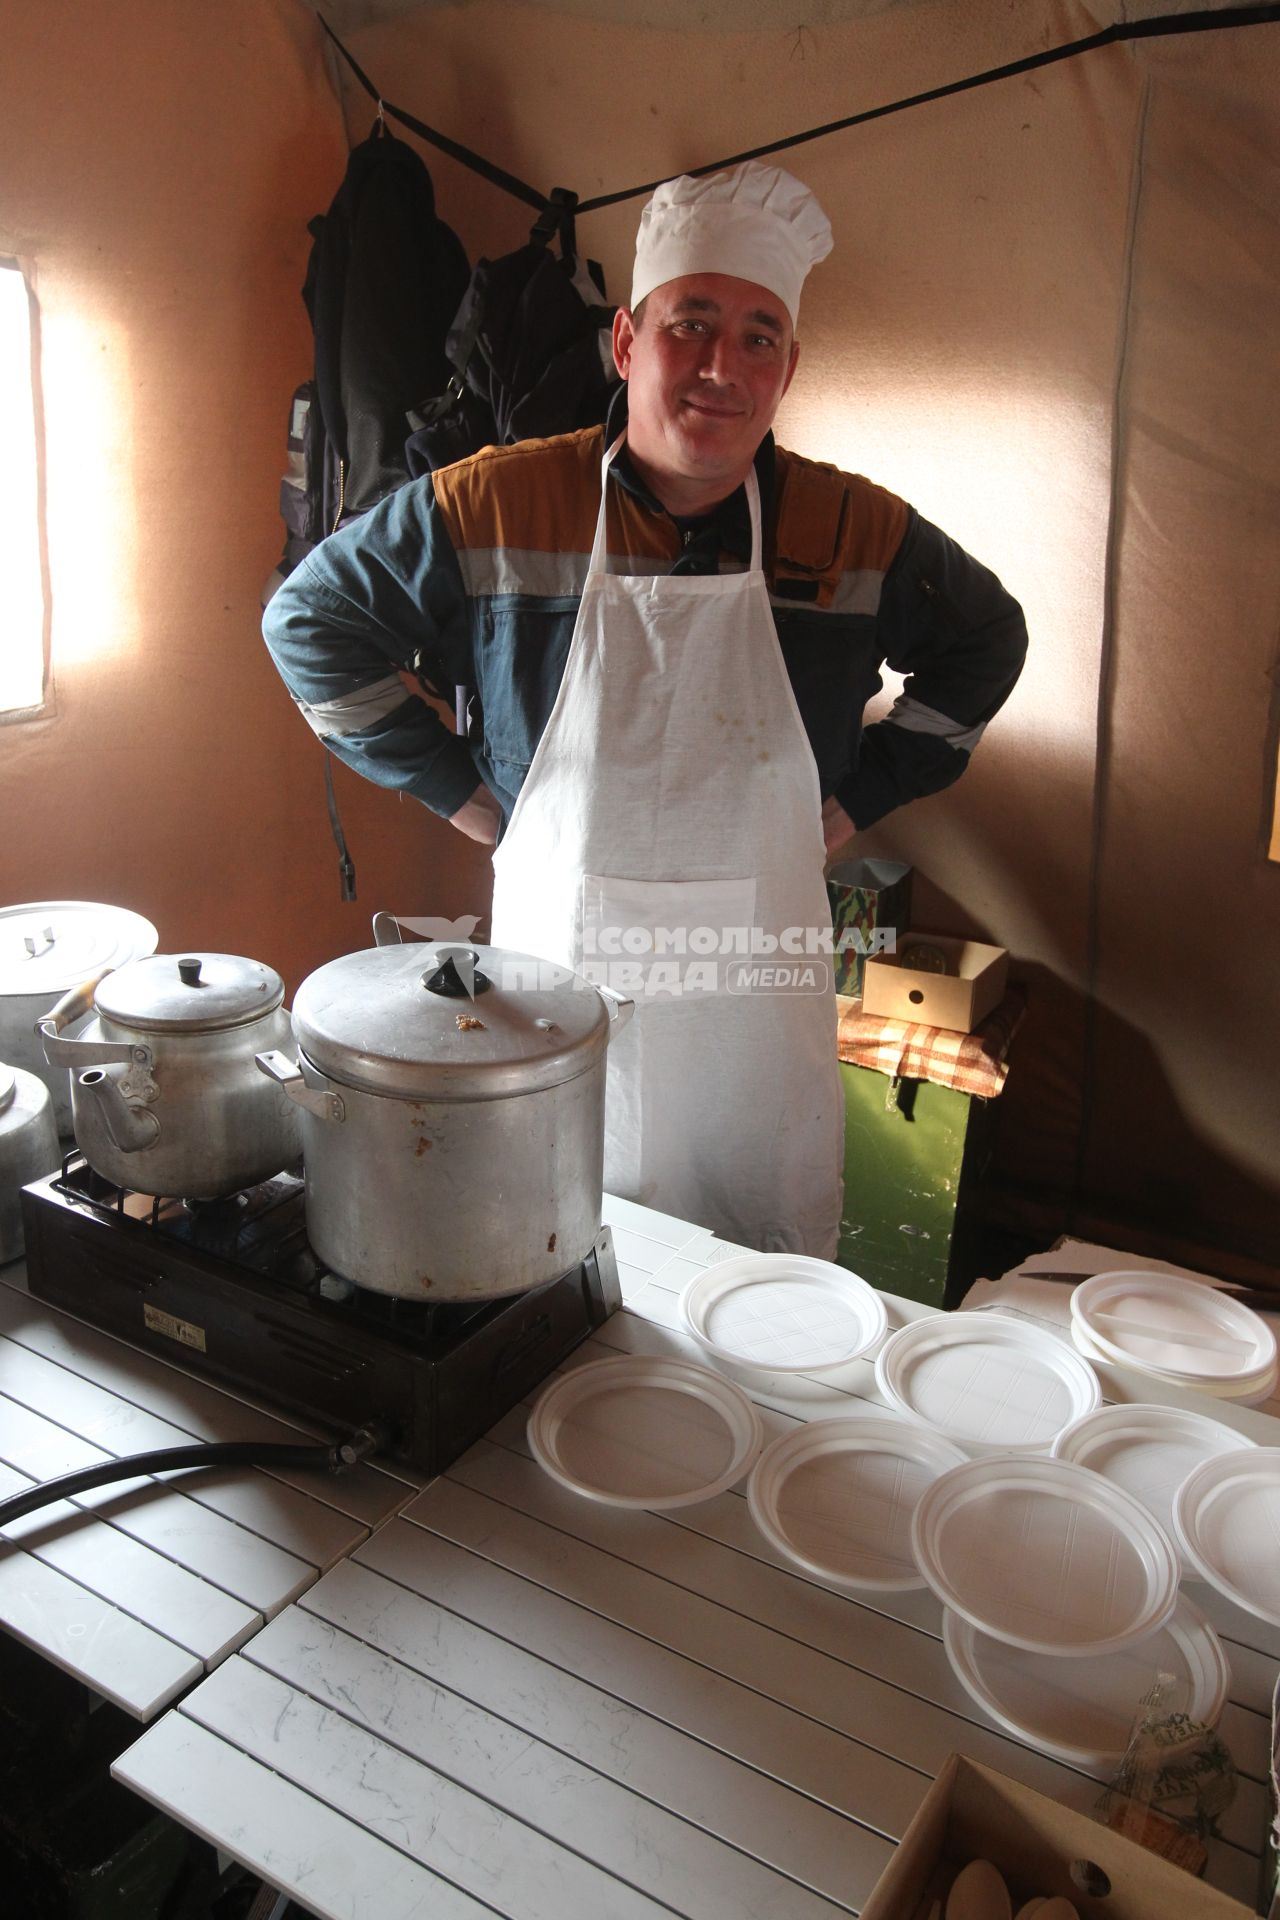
[[86, 1196, 1279, 1919], [0, 1264, 421, 1719]]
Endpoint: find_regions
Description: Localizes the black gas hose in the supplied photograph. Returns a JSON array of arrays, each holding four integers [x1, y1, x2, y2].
[[0, 1424, 390, 1527]]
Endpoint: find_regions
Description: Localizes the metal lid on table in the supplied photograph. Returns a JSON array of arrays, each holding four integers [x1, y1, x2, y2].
[[95, 953, 286, 1033], [292, 944, 610, 1098], [0, 901, 158, 998]]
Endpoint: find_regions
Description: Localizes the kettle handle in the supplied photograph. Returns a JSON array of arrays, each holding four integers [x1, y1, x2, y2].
[[38, 965, 148, 1070], [41, 967, 114, 1034]]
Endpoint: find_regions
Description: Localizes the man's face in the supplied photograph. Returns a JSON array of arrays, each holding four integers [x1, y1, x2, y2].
[[612, 273, 800, 509]]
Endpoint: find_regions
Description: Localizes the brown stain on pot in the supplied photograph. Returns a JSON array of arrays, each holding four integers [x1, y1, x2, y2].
[[414, 1135, 433, 1156], [547, 1232, 557, 1253]]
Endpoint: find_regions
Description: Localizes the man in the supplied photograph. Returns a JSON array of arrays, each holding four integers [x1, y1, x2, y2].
[[263, 161, 1026, 1258]]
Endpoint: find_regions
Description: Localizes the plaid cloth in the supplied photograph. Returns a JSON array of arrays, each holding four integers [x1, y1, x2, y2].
[[836, 985, 1026, 1099]]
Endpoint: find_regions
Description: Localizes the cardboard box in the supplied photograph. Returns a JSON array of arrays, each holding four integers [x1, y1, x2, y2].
[[862, 1754, 1255, 1920], [825, 858, 912, 995], [862, 932, 1008, 1033]]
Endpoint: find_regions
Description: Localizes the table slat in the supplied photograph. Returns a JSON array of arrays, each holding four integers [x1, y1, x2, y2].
[[298, 1555, 895, 1905], [0, 1545, 199, 1718], [113, 1713, 491, 1918], [183, 1656, 693, 1920]]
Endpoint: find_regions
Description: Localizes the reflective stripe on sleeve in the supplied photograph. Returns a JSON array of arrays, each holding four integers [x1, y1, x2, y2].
[[885, 695, 986, 755], [294, 674, 410, 739]]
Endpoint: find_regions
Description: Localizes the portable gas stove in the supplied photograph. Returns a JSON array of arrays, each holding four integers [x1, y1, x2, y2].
[[20, 1158, 620, 1476]]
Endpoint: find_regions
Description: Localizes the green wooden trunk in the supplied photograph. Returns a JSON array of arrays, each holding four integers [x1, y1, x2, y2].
[[836, 1060, 994, 1309]]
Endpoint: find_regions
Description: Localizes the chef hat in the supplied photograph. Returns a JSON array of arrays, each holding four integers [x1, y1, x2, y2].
[[630, 161, 833, 328]]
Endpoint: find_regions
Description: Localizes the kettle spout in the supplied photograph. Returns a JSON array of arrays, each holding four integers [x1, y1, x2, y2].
[[77, 1069, 161, 1154]]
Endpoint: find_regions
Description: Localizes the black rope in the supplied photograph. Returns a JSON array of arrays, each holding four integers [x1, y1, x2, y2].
[[318, 12, 545, 210], [577, 3, 1280, 211], [318, 5, 1280, 221]]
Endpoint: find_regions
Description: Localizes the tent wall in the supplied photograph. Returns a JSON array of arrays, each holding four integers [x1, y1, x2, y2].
[[0, 0, 486, 993], [1080, 40, 1280, 1274], [1, 0, 1275, 1277], [333, 0, 1280, 1277]]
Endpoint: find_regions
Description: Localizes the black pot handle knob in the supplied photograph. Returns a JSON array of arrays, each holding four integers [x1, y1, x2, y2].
[[422, 948, 491, 998]]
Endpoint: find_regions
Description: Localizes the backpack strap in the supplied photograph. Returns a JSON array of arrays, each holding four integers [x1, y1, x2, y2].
[[323, 750, 358, 903], [531, 187, 579, 264]]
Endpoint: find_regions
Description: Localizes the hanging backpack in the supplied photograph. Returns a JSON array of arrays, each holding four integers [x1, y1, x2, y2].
[[264, 117, 470, 600], [406, 192, 618, 475]]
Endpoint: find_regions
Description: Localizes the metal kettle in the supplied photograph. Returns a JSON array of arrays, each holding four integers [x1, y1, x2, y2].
[[41, 951, 299, 1198]]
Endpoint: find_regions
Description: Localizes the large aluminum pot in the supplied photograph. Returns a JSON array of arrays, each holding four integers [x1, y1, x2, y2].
[[0, 1063, 60, 1263], [256, 942, 633, 1301], [0, 901, 158, 1133], [41, 952, 300, 1198]]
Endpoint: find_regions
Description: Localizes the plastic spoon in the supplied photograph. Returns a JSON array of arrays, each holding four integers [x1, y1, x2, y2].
[[1083, 1308, 1256, 1360], [946, 1859, 1012, 1920]]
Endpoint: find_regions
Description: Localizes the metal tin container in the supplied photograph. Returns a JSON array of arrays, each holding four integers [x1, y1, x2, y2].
[[0, 1063, 60, 1262], [257, 943, 632, 1301], [0, 900, 158, 1132]]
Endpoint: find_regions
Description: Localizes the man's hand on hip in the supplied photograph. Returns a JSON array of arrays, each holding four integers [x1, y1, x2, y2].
[[821, 795, 856, 854], [450, 784, 502, 846]]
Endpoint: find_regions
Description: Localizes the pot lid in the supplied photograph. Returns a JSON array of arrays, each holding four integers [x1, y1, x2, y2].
[[0, 901, 158, 999], [292, 944, 610, 1098], [95, 953, 286, 1033], [0, 1065, 14, 1117]]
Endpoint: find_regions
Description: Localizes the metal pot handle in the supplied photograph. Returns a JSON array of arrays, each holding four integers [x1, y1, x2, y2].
[[255, 1050, 345, 1122], [371, 911, 483, 949], [597, 986, 636, 1038], [371, 911, 404, 948]]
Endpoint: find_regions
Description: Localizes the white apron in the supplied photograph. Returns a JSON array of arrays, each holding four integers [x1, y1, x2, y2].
[[490, 435, 843, 1257]]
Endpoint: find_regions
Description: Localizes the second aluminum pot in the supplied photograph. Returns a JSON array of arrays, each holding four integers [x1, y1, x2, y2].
[[257, 943, 633, 1301]]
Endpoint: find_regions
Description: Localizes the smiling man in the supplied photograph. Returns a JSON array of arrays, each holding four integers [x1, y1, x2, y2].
[[263, 161, 1027, 1257], [614, 275, 799, 511]]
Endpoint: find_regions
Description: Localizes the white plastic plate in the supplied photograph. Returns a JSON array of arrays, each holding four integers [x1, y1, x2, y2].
[[1053, 1403, 1255, 1569], [1173, 1445, 1280, 1629], [1069, 1320, 1279, 1405], [679, 1253, 887, 1374], [1071, 1271, 1276, 1384], [874, 1313, 1100, 1452], [746, 1413, 968, 1592], [527, 1353, 763, 1510], [943, 1596, 1229, 1770], [910, 1454, 1180, 1656]]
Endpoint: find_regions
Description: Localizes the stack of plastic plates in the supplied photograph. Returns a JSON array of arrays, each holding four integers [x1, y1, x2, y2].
[[1052, 1403, 1256, 1571], [527, 1354, 763, 1510], [874, 1313, 1100, 1454], [911, 1455, 1181, 1656], [943, 1595, 1230, 1770], [747, 1413, 968, 1592], [679, 1253, 887, 1374], [1070, 1270, 1277, 1405], [1173, 1446, 1280, 1630]]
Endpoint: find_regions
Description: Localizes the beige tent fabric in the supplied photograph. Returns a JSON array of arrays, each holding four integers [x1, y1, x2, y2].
[[336, 0, 1280, 1278], [1081, 29, 1280, 1274]]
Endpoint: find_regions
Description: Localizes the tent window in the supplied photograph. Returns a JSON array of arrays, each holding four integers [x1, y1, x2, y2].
[[0, 259, 47, 716]]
